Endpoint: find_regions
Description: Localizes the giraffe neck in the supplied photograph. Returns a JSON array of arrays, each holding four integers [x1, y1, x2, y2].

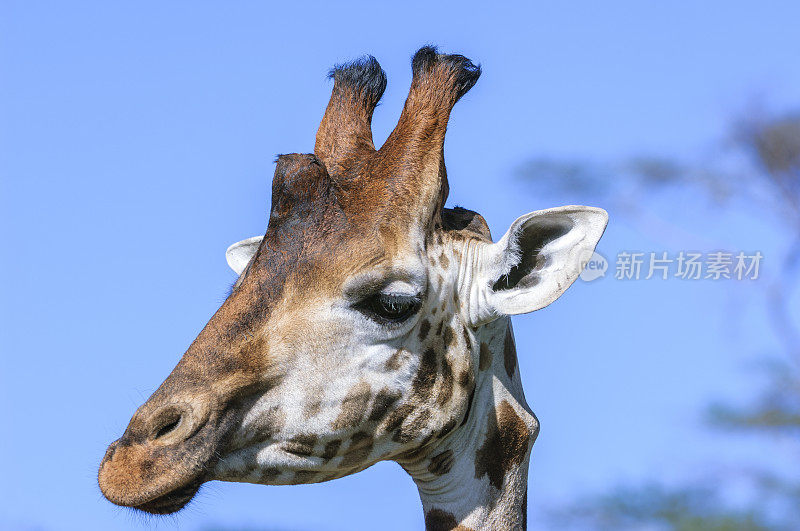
[[398, 318, 538, 531]]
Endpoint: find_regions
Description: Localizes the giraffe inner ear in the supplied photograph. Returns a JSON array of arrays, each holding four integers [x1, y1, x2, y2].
[[225, 236, 263, 275], [469, 206, 608, 324]]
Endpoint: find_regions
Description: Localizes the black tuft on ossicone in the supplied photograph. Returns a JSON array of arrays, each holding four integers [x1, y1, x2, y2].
[[328, 55, 388, 112], [410, 45, 439, 73], [411, 45, 481, 103]]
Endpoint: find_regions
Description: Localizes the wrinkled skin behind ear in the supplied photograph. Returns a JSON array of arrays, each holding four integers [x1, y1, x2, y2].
[[466, 206, 608, 325], [225, 236, 263, 275]]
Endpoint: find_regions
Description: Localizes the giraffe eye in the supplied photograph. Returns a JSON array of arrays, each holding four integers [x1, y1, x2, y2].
[[358, 293, 421, 324]]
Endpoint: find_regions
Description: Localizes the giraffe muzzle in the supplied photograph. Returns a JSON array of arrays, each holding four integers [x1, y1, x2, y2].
[[97, 395, 236, 514]]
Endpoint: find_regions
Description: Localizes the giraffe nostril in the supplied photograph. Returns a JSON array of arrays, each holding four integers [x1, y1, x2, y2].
[[150, 409, 185, 441], [145, 401, 209, 444], [153, 416, 182, 440]]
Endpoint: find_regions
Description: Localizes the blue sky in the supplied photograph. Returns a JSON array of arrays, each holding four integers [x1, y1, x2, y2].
[[2, 1, 799, 530]]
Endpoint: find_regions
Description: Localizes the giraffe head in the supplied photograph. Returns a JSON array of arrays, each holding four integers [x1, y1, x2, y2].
[[98, 47, 607, 515]]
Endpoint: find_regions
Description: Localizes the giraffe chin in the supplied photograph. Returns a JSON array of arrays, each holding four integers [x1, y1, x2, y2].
[[131, 480, 203, 515]]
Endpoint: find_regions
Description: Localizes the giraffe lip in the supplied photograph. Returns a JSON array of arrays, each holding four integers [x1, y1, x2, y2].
[[132, 480, 202, 515]]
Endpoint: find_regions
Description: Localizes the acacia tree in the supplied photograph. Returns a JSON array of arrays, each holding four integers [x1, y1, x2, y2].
[[517, 112, 800, 530]]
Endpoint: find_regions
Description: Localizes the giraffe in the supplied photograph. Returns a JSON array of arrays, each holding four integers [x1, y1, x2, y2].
[[98, 46, 607, 530]]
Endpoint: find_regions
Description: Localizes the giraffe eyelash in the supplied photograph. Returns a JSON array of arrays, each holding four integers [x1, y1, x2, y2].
[[354, 292, 422, 325]]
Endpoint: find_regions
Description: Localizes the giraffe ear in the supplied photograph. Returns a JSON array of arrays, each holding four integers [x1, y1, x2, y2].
[[225, 236, 263, 275], [467, 206, 608, 325]]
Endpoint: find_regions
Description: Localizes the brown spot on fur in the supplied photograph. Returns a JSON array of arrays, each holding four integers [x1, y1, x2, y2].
[[260, 467, 281, 482], [462, 328, 472, 351], [418, 319, 431, 341], [427, 449, 454, 475], [385, 348, 406, 371], [479, 343, 492, 371], [393, 408, 431, 443], [437, 357, 454, 406], [331, 381, 372, 430], [458, 368, 472, 388], [368, 388, 402, 422], [443, 325, 455, 347], [425, 508, 474, 531], [322, 439, 342, 460], [341, 431, 374, 467], [349, 430, 373, 450], [474, 400, 531, 490], [286, 433, 317, 457], [439, 252, 450, 269], [503, 326, 517, 379], [411, 348, 438, 398], [383, 403, 414, 435], [246, 405, 286, 443], [440, 299, 447, 312], [436, 320, 444, 336]]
